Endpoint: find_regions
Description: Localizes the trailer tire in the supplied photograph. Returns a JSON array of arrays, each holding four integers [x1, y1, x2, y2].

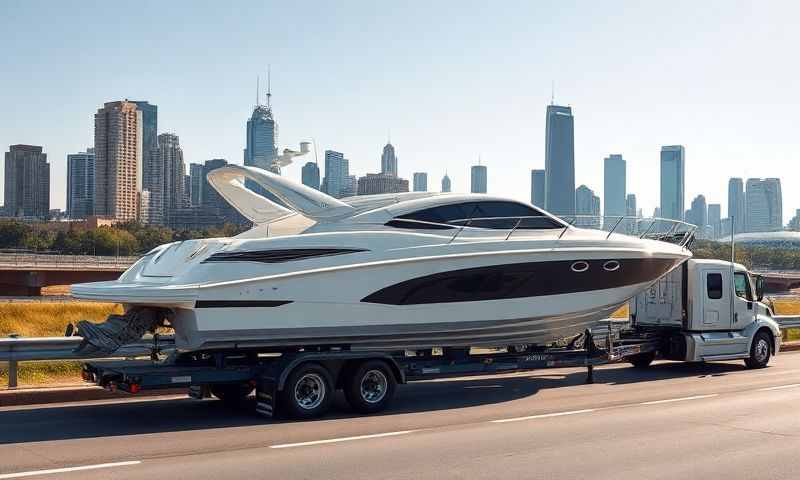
[[211, 383, 254, 405], [280, 363, 334, 419], [745, 330, 772, 369], [343, 360, 397, 414], [628, 351, 656, 368]]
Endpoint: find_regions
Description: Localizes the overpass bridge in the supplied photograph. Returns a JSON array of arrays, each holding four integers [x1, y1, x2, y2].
[[752, 270, 800, 293], [0, 254, 138, 296]]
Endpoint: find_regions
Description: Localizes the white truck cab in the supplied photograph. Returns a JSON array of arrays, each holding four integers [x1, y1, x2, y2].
[[630, 259, 781, 367]]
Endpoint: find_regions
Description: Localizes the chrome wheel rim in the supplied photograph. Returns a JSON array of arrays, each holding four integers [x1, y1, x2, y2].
[[360, 369, 388, 404], [755, 339, 769, 363], [294, 373, 325, 410]]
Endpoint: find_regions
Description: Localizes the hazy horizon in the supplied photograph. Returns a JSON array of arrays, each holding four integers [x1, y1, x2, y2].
[[2, 1, 798, 223]]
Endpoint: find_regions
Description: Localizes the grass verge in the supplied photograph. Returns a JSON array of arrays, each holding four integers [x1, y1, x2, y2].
[[1, 302, 122, 388]]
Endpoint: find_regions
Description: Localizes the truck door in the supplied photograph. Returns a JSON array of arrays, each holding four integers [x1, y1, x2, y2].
[[732, 272, 756, 328], [702, 269, 730, 329]]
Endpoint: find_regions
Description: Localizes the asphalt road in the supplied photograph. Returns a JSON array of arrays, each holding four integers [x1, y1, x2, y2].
[[2, 353, 800, 479]]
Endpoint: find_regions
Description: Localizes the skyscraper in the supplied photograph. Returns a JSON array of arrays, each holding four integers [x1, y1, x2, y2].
[[66, 148, 95, 219], [603, 154, 626, 226], [708, 203, 721, 239], [441, 173, 451, 193], [358, 173, 409, 195], [575, 185, 600, 228], [244, 78, 279, 197], [544, 104, 575, 215], [94, 100, 142, 221], [686, 194, 708, 230], [301, 161, 321, 190], [746, 178, 782, 232], [412, 172, 428, 192], [189, 163, 204, 206], [727, 177, 746, 234], [471, 164, 487, 194], [531, 169, 545, 207], [156, 133, 185, 225], [201, 159, 228, 210], [4, 144, 50, 219], [321, 150, 349, 198], [381, 143, 398, 176], [659, 145, 685, 221], [132, 101, 158, 198], [625, 194, 637, 216]]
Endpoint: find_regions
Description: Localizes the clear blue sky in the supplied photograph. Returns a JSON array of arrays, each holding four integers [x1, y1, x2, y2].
[[2, 1, 798, 222]]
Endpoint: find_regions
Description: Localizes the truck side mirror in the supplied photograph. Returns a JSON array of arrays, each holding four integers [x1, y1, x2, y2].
[[755, 275, 765, 301]]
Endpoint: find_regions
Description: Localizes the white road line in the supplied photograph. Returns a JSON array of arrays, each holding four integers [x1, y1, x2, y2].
[[490, 409, 596, 424], [757, 383, 800, 391], [270, 430, 416, 449], [638, 394, 718, 405], [0, 461, 141, 479]]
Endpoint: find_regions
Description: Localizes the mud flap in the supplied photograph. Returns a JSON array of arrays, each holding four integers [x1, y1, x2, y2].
[[188, 384, 210, 400], [255, 377, 278, 418]]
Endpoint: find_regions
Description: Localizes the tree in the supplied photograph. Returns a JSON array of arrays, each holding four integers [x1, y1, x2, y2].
[[0, 220, 31, 249]]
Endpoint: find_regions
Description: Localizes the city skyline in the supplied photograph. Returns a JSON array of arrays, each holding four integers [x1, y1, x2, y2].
[[2, 2, 799, 222]]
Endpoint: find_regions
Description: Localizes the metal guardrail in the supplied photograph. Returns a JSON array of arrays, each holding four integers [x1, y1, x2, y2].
[[775, 315, 800, 329], [0, 253, 139, 269], [0, 334, 174, 389]]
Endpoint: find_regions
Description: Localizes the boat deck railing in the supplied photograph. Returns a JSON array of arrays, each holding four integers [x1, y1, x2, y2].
[[384, 215, 696, 247]]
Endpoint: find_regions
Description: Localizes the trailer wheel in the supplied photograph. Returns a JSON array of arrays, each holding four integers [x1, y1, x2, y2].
[[211, 383, 254, 404], [280, 363, 334, 419], [745, 331, 772, 369], [343, 360, 397, 414], [628, 351, 656, 368]]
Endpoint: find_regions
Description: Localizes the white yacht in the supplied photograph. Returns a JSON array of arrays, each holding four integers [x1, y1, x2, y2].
[[71, 165, 693, 353]]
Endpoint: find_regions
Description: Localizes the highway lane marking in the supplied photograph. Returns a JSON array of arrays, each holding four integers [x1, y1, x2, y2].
[[270, 430, 417, 449], [638, 394, 718, 405], [0, 461, 141, 479], [490, 409, 596, 423], [757, 383, 800, 391]]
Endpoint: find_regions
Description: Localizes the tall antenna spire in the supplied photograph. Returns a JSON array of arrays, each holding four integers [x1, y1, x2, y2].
[[256, 76, 260, 106], [266, 65, 272, 109], [551, 80, 555, 105]]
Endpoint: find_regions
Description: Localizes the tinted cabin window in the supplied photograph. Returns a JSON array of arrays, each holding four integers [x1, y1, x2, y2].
[[734, 272, 753, 301], [389, 201, 562, 230], [707, 273, 723, 299]]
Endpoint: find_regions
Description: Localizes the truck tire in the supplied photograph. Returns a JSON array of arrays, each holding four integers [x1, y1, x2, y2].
[[211, 383, 254, 405], [343, 360, 397, 414], [745, 331, 772, 369], [628, 351, 656, 368], [279, 363, 334, 419]]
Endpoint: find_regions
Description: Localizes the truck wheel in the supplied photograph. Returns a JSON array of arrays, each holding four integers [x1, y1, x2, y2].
[[628, 351, 656, 368], [745, 331, 772, 369], [343, 360, 397, 414], [211, 383, 254, 405], [280, 363, 334, 419]]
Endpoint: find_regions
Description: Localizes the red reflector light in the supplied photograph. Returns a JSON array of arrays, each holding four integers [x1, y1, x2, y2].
[[129, 383, 141, 394]]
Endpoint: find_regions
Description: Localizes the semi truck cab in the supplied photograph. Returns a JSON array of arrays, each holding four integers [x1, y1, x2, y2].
[[630, 259, 780, 366]]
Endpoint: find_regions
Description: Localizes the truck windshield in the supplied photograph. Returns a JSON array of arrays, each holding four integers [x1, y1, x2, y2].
[[734, 273, 753, 301]]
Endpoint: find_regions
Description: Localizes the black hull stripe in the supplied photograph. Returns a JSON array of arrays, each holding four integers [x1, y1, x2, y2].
[[196, 300, 293, 308], [362, 258, 679, 305]]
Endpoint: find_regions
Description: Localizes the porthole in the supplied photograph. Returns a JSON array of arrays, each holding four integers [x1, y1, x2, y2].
[[603, 260, 620, 272], [571, 261, 590, 273]]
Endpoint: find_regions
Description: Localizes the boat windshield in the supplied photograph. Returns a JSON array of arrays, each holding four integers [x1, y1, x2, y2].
[[386, 201, 564, 230]]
